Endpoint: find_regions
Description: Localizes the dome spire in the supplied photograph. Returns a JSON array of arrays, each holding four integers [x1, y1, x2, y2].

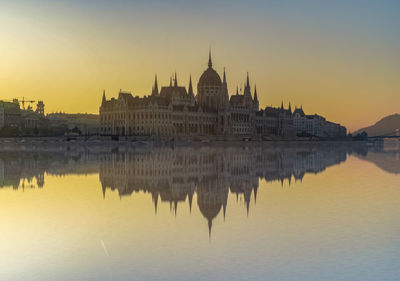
[[208, 48, 212, 68]]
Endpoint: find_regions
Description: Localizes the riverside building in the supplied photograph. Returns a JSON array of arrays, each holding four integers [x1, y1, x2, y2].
[[100, 52, 342, 140]]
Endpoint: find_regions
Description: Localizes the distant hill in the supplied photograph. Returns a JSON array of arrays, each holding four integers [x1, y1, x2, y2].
[[354, 114, 400, 136]]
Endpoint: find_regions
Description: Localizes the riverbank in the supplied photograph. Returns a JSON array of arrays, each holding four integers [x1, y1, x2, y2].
[[0, 136, 365, 153]]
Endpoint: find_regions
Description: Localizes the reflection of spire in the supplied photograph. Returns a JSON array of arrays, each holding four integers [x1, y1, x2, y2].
[[188, 192, 193, 214], [208, 219, 212, 239], [223, 201, 226, 221], [102, 183, 106, 199], [152, 192, 159, 214]]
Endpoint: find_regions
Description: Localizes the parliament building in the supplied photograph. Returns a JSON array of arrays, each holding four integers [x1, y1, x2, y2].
[[99, 52, 297, 140]]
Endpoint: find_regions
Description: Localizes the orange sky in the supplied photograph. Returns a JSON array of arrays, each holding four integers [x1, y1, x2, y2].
[[0, 1, 399, 132]]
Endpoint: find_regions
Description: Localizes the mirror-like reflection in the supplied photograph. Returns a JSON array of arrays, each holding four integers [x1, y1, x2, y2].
[[1, 143, 397, 233], [0, 142, 399, 281]]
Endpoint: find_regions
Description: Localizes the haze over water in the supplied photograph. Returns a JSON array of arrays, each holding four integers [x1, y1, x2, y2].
[[0, 142, 399, 281]]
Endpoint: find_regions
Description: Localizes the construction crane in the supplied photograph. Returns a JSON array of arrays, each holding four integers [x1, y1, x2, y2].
[[16, 97, 36, 110], [3, 97, 36, 110]]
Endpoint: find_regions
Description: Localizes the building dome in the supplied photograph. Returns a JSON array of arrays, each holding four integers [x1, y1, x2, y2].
[[198, 50, 222, 87], [198, 67, 222, 87]]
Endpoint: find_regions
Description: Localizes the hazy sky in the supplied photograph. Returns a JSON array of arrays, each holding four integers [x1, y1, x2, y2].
[[0, 0, 399, 131]]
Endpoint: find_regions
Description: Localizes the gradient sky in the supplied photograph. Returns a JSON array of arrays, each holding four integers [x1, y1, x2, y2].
[[0, 0, 399, 132]]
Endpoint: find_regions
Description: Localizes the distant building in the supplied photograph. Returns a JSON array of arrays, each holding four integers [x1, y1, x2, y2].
[[46, 113, 100, 135], [293, 107, 346, 138], [0, 100, 21, 129], [100, 52, 296, 140]]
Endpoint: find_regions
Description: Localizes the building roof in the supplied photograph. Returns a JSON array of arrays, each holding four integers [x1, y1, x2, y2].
[[229, 95, 245, 106], [160, 86, 188, 99], [293, 107, 305, 117]]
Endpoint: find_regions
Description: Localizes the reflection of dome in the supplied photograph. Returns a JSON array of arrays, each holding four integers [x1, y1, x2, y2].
[[197, 199, 222, 222], [198, 67, 222, 87]]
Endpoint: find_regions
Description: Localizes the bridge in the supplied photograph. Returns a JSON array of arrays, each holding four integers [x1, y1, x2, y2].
[[369, 129, 400, 139]]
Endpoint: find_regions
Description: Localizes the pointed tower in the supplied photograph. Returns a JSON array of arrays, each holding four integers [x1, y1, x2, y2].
[[253, 84, 259, 111], [244, 72, 252, 106], [220, 67, 229, 108], [288, 102, 292, 114], [169, 76, 172, 87], [188, 75, 194, 99], [151, 74, 159, 96], [208, 48, 213, 68], [281, 101, 284, 110], [174, 72, 178, 87], [223, 67, 227, 85], [102, 89, 106, 105]]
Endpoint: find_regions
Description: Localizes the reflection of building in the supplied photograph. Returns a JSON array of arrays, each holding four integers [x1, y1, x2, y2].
[[98, 145, 351, 234], [2, 144, 382, 235], [100, 52, 296, 140]]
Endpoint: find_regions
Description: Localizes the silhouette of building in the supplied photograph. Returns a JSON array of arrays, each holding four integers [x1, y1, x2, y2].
[[293, 106, 346, 138], [99, 52, 296, 140], [0, 143, 377, 234]]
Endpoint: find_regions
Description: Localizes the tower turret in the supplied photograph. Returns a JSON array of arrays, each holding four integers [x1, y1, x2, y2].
[[253, 85, 259, 111], [208, 48, 213, 68], [151, 74, 159, 96], [174, 72, 178, 87], [244, 72, 252, 106], [188, 75, 194, 98], [102, 89, 106, 105]]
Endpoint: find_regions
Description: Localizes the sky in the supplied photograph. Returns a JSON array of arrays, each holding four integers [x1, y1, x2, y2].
[[0, 0, 399, 132]]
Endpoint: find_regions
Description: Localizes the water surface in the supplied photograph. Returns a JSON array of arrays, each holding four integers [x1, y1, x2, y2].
[[0, 142, 399, 281]]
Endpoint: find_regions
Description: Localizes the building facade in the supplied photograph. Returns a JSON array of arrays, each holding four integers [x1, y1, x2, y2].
[[100, 53, 296, 140], [293, 107, 346, 138]]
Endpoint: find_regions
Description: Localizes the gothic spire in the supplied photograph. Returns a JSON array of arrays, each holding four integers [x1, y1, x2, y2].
[[169, 76, 172, 87], [208, 48, 212, 68], [254, 85, 258, 102], [246, 72, 250, 87], [188, 75, 194, 97], [281, 101, 284, 110], [174, 72, 178, 87], [288, 102, 292, 114], [236, 86, 239, 95], [223, 67, 227, 84], [102, 89, 106, 104], [152, 74, 159, 96]]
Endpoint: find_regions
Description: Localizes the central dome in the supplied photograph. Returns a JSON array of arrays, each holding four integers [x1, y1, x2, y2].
[[198, 50, 222, 87], [198, 67, 222, 87]]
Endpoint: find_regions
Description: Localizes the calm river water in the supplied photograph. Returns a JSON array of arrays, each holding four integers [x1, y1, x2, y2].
[[0, 142, 399, 281]]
